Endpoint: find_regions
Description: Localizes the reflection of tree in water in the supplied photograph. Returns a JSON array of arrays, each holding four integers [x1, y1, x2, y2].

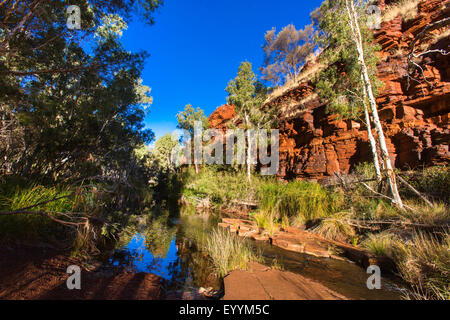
[[169, 238, 220, 291], [144, 214, 177, 258], [163, 213, 221, 291], [109, 209, 221, 291], [110, 248, 135, 270], [109, 214, 176, 272]]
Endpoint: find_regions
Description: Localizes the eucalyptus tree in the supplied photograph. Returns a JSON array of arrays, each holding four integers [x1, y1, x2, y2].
[[0, 0, 161, 182], [176, 104, 209, 174], [313, 0, 403, 208], [152, 133, 179, 172], [226, 61, 276, 181], [261, 24, 316, 86]]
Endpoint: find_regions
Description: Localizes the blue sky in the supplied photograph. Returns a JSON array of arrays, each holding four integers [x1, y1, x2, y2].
[[121, 0, 323, 141]]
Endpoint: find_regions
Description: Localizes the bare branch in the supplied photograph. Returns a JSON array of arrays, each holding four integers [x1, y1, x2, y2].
[[406, 17, 450, 90], [397, 175, 435, 208]]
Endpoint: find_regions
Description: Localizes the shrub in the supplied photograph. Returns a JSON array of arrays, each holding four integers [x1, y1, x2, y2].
[[403, 166, 450, 204], [252, 211, 279, 237], [181, 167, 266, 207], [400, 202, 450, 226]]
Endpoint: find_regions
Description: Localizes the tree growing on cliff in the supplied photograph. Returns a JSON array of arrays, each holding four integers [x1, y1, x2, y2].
[[313, 0, 404, 209], [312, 0, 383, 184], [261, 24, 316, 86], [176, 104, 209, 174], [225, 61, 275, 181]]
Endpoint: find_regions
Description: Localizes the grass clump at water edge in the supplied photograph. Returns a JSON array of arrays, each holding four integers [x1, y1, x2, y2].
[[201, 227, 261, 277]]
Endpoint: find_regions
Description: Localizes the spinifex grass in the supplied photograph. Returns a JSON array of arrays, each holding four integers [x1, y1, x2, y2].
[[362, 232, 398, 257], [394, 232, 450, 300], [253, 210, 279, 237], [201, 227, 261, 277], [258, 180, 344, 224]]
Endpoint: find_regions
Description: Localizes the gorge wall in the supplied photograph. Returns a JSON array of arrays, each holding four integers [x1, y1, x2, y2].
[[209, 0, 449, 181]]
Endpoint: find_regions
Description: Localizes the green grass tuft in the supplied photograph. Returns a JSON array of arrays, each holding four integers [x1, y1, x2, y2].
[[201, 227, 261, 277]]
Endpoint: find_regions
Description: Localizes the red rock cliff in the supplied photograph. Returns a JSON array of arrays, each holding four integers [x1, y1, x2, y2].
[[209, 0, 449, 180]]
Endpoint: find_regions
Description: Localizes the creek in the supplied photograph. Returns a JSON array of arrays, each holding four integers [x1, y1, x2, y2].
[[101, 208, 405, 300]]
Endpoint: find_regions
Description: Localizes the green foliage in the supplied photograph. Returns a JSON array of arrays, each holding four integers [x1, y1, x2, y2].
[[0, 0, 162, 183], [261, 24, 316, 86], [253, 211, 279, 237], [226, 61, 275, 130], [0, 183, 81, 242], [144, 214, 177, 258], [151, 133, 180, 171], [402, 166, 450, 204], [312, 0, 382, 120], [201, 227, 261, 277], [95, 14, 128, 42], [352, 163, 450, 224], [362, 232, 398, 257], [181, 166, 264, 206], [182, 165, 449, 298], [0, 1, 166, 249], [313, 211, 356, 242], [400, 202, 449, 226], [176, 104, 209, 136], [258, 180, 345, 224]]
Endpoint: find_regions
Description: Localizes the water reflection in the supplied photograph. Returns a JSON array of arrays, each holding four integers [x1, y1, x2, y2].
[[106, 208, 404, 299], [107, 210, 221, 291]]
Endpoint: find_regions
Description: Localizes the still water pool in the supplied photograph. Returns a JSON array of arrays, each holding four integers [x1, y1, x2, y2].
[[103, 209, 406, 299]]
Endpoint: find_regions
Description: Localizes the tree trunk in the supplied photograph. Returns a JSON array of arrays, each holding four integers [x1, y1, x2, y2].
[[362, 79, 382, 184], [245, 114, 251, 182], [346, 0, 404, 209], [194, 163, 199, 174]]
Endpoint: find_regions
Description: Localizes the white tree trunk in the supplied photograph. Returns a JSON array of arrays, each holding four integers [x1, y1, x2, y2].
[[245, 114, 251, 182], [346, 0, 404, 209], [362, 80, 382, 183]]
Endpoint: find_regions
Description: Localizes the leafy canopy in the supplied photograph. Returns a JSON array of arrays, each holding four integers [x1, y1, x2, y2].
[[261, 24, 316, 86], [0, 0, 162, 181], [225, 61, 275, 129], [312, 0, 382, 120], [176, 104, 209, 137]]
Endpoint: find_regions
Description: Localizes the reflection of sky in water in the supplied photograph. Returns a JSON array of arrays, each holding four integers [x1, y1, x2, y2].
[[109, 233, 181, 280], [107, 217, 403, 299]]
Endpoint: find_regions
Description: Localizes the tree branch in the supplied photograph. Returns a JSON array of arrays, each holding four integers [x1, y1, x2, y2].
[[3, 64, 98, 76]]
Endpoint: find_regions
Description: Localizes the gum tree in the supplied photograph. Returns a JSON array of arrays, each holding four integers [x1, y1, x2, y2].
[[176, 104, 209, 174], [0, 0, 161, 180], [226, 61, 275, 181], [261, 24, 316, 86], [314, 0, 403, 209]]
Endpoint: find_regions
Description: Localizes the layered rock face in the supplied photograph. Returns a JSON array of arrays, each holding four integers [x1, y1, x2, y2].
[[209, 0, 449, 180]]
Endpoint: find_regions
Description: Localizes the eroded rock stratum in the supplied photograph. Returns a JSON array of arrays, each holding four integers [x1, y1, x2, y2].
[[208, 0, 449, 180]]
